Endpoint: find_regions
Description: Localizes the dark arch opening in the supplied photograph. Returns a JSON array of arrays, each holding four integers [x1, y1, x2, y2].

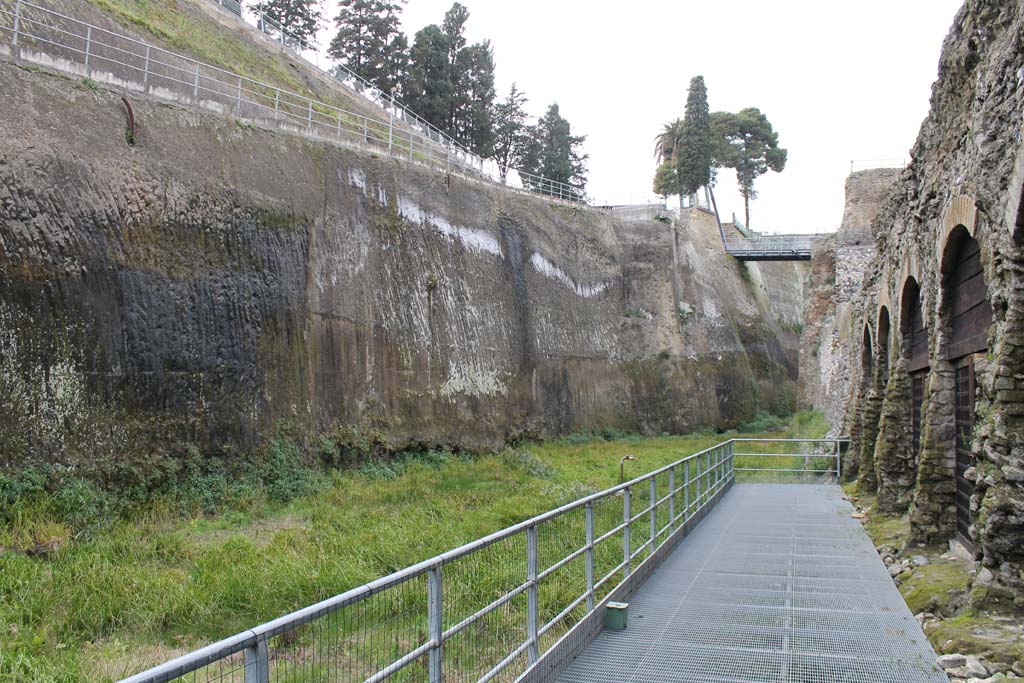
[[861, 325, 873, 378], [901, 277, 929, 466], [941, 226, 992, 554], [1014, 182, 1024, 246], [900, 277, 929, 370], [878, 306, 891, 383], [941, 227, 992, 359]]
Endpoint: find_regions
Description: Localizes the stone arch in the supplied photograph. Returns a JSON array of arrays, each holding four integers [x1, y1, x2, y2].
[[900, 276, 929, 368], [937, 195, 978, 268], [912, 209, 993, 552], [857, 312, 885, 490], [875, 276, 929, 513]]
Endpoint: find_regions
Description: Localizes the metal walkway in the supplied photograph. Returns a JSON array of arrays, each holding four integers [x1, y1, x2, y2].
[[553, 484, 946, 683]]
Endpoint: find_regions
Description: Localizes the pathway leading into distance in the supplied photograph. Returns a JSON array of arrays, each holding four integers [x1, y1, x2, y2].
[[553, 484, 947, 683]]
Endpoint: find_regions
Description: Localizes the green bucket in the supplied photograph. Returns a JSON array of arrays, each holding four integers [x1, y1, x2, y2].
[[604, 601, 629, 630]]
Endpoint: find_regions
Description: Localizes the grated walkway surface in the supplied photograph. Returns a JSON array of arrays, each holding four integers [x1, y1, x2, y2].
[[553, 484, 946, 683]]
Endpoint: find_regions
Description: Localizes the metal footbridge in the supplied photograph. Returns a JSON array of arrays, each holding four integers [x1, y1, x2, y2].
[[553, 484, 945, 683], [121, 437, 946, 683], [700, 189, 820, 261]]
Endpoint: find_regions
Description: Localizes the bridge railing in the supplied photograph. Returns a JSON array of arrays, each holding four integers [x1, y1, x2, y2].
[[0, 0, 587, 205], [117, 437, 849, 683], [732, 438, 848, 480], [723, 234, 819, 255]]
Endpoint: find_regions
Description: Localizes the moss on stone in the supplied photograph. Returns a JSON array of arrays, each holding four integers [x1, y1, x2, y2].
[[928, 613, 1024, 666], [901, 560, 972, 615]]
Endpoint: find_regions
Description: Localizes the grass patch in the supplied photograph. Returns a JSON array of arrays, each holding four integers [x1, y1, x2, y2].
[[0, 413, 826, 681]]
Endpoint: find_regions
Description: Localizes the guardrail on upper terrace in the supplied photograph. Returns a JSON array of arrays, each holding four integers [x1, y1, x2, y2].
[[117, 437, 845, 683], [0, 0, 587, 204]]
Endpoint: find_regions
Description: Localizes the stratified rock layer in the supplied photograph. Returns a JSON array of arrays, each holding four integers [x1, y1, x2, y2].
[[0, 63, 806, 479]]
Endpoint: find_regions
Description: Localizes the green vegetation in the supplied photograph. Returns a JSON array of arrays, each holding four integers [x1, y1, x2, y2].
[[88, 0, 373, 121], [652, 81, 787, 226], [709, 108, 787, 228], [675, 76, 712, 196], [0, 412, 825, 681]]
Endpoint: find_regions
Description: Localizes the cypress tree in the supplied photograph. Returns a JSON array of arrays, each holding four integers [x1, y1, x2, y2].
[[675, 76, 712, 196]]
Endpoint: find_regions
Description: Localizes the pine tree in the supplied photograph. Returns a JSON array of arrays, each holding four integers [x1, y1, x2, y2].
[[520, 103, 588, 200], [676, 76, 712, 196], [403, 25, 453, 129], [710, 108, 787, 227], [452, 41, 495, 155], [492, 84, 530, 183], [403, 3, 495, 151], [251, 0, 323, 48], [328, 0, 406, 94]]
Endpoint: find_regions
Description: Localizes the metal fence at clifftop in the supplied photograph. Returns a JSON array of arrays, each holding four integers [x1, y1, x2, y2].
[[0, 0, 588, 204]]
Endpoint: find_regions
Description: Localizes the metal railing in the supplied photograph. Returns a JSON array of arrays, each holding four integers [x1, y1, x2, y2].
[[119, 441, 739, 683], [210, 0, 470, 161], [0, 0, 587, 204], [117, 437, 848, 683], [850, 158, 907, 174], [731, 437, 847, 479], [722, 234, 819, 259]]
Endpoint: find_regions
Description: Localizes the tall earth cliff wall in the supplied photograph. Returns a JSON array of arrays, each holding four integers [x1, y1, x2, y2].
[[0, 63, 807, 483]]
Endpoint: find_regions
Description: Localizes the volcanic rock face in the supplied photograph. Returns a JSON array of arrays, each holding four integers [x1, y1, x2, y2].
[[0, 63, 805, 481], [800, 0, 1024, 599]]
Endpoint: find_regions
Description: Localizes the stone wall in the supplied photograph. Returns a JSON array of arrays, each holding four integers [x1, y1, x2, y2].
[[803, 0, 1024, 600], [0, 62, 807, 485], [799, 169, 899, 436]]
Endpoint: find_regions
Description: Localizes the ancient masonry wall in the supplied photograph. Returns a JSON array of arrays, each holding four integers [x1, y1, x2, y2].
[[0, 62, 807, 484], [801, 0, 1024, 601], [799, 169, 899, 437]]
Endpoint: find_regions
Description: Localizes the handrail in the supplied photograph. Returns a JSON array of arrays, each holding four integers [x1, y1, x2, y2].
[[116, 436, 847, 683]]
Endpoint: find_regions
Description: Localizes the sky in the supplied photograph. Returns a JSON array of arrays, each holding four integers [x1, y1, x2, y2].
[[317, 1, 965, 234]]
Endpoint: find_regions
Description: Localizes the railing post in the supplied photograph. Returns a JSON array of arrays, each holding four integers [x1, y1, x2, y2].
[[526, 524, 539, 664], [387, 98, 395, 155], [12, 0, 21, 47], [622, 487, 631, 578], [717, 447, 723, 488], [244, 638, 270, 683], [307, 100, 313, 130], [274, 89, 280, 111], [648, 476, 657, 556], [728, 441, 735, 482], [428, 563, 443, 683], [683, 460, 690, 519], [192, 63, 200, 99], [668, 467, 675, 532], [585, 502, 595, 611], [143, 45, 150, 85], [835, 439, 841, 479], [235, 75, 242, 114], [84, 26, 92, 70]]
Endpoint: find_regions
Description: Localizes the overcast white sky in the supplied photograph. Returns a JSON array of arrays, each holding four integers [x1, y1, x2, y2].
[[319, 1, 964, 233]]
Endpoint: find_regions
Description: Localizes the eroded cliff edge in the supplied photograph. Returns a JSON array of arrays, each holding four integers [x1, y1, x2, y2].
[[0, 63, 806, 479]]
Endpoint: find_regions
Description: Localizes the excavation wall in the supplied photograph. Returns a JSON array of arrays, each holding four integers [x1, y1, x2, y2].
[[0, 63, 807, 481]]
